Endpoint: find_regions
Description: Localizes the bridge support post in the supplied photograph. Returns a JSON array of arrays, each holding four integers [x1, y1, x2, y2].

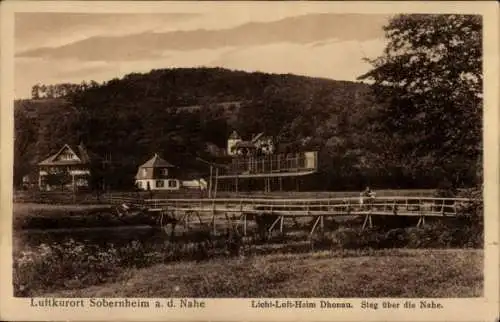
[[243, 214, 247, 236], [211, 201, 217, 235], [362, 214, 373, 230], [159, 210, 165, 232], [309, 216, 321, 238], [225, 212, 233, 231], [184, 212, 190, 230], [195, 211, 204, 226], [416, 216, 426, 228], [268, 216, 282, 234], [211, 214, 216, 235], [279, 216, 284, 233]]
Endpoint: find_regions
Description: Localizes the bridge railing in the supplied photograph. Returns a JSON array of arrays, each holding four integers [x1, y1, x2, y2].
[[123, 196, 478, 217]]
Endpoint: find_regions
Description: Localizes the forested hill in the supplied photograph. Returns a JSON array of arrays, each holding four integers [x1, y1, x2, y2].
[[14, 67, 477, 190]]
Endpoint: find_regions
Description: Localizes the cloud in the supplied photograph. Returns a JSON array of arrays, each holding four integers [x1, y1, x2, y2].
[[17, 13, 388, 62], [207, 39, 387, 81], [15, 13, 201, 52], [14, 12, 390, 98]]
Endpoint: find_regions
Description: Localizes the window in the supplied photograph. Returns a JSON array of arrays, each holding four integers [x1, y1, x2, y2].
[[160, 168, 168, 176], [59, 151, 75, 161], [137, 181, 142, 189], [168, 180, 177, 188], [156, 180, 164, 188], [142, 168, 147, 177], [76, 178, 88, 186]]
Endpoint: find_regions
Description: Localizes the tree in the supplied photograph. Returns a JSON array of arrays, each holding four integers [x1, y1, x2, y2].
[[358, 14, 482, 187], [14, 107, 37, 187], [31, 84, 40, 99]]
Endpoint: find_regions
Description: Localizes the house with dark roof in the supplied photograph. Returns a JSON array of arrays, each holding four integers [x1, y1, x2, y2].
[[135, 153, 180, 190], [38, 142, 98, 191], [227, 131, 275, 156]]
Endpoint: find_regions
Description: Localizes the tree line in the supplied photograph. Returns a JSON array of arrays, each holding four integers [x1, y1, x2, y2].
[[31, 81, 101, 99]]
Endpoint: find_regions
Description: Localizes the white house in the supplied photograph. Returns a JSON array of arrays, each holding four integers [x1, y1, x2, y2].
[[227, 131, 275, 156], [135, 153, 180, 191], [38, 143, 96, 191]]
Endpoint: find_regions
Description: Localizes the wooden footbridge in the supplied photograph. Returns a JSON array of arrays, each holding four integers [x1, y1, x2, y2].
[[111, 196, 478, 237]]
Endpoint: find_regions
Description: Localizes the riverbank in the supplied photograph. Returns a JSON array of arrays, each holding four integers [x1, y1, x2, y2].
[[14, 222, 483, 298], [43, 249, 482, 298], [13, 203, 157, 230]]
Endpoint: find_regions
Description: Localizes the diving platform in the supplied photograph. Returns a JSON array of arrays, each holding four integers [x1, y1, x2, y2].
[[218, 151, 318, 179]]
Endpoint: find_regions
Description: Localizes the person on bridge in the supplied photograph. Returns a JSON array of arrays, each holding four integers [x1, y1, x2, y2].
[[359, 187, 376, 208]]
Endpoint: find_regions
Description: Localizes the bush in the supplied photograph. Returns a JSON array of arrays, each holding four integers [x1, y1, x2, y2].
[[313, 218, 483, 251], [13, 233, 247, 297], [13, 240, 122, 296]]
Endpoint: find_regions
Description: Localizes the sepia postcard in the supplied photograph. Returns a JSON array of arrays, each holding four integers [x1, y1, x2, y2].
[[0, 1, 498, 321]]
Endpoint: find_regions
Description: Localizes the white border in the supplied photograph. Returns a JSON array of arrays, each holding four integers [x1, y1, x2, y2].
[[1, 2, 498, 321]]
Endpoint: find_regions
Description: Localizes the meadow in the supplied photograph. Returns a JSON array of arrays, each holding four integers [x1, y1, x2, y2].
[[44, 249, 483, 298]]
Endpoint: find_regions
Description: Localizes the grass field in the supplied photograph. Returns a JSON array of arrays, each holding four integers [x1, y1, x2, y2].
[[44, 249, 482, 298]]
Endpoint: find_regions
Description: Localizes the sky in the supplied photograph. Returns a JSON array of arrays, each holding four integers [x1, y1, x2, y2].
[[14, 9, 391, 99]]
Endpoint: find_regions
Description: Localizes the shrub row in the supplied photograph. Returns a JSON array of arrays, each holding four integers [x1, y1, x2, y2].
[[311, 221, 483, 250]]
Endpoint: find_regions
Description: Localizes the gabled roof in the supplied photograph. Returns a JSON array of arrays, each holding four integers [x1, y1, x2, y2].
[[229, 130, 241, 140], [138, 153, 175, 168], [38, 143, 95, 166]]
